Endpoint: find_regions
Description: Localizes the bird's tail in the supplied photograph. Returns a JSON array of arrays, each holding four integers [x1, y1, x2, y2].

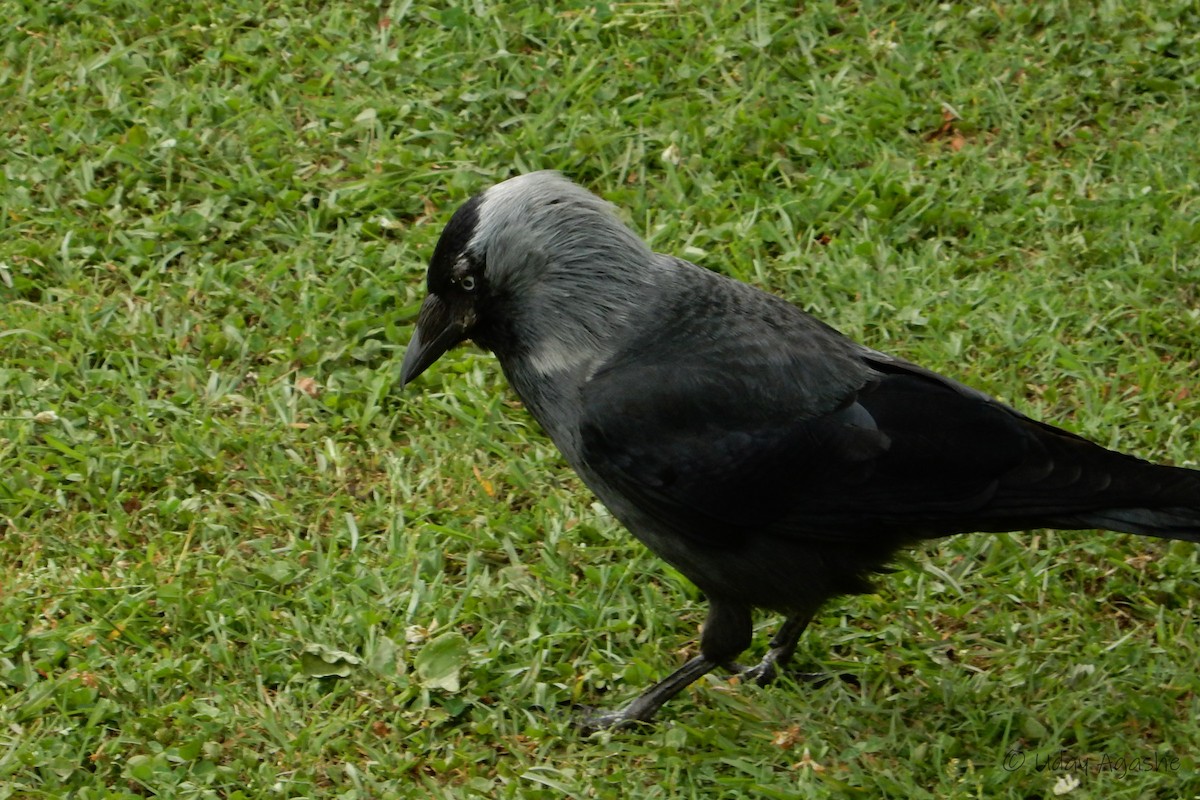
[[1051, 460, 1200, 543], [1074, 505, 1200, 543]]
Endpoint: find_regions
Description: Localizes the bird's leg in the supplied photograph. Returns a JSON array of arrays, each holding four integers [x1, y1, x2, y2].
[[578, 599, 752, 733], [577, 655, 719, 734], [737, 609, 815, 687]]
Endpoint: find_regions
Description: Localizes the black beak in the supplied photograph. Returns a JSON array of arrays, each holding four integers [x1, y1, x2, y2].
[[400, 294, 473, 386]]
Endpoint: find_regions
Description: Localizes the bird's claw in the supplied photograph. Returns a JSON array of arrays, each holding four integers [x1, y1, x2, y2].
[[735, 660, 779, 687], [734, 661, 843, 688], [573, 706, 652, 736]]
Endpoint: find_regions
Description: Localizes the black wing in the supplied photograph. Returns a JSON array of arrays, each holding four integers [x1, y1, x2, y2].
[[579, 343, 1177, 548]]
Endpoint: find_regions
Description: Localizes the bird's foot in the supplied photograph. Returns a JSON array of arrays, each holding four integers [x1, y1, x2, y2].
[[732, 645, 797, 687], [574, 654, 719, 734], [734, 659, 779, 687], [574, 655, 720, 734], [732, 659, 844, 688], [573, 705, 654, 736]]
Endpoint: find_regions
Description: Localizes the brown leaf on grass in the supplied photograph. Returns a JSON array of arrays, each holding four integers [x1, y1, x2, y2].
[[472, 465, 496, 498], [296, 376, 320, 397], [926, 107, 967, 151], [925, 108, 958, 141], [415, 195, 439, 225], [772, 725, 802, 749]]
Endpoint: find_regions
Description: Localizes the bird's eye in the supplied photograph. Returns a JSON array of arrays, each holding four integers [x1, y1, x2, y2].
[[460, 275, 476, 292]]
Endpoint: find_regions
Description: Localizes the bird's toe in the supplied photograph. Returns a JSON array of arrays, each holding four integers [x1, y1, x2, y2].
[[573, 706, 651, 736]]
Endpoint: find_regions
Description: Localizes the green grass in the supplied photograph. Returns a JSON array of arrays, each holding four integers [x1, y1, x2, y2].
[[2, 0, 1200, 797]]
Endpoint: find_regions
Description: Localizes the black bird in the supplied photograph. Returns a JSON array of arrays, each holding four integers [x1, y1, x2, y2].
[[400, 171, 1200, 731]]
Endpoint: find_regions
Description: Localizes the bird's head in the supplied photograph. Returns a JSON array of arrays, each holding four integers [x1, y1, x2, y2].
[[400, 172, 657, 385]]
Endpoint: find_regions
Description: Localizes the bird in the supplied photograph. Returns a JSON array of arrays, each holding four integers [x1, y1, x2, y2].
[[400, 171, 1200, 732]]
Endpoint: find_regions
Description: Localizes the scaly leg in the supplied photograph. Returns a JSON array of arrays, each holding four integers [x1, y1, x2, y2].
[[577, 655, 719, 733], [578, 598, 752, 733]]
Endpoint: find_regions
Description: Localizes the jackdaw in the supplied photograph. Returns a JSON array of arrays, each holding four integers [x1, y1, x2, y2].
[[400, 171, 1200, 731]]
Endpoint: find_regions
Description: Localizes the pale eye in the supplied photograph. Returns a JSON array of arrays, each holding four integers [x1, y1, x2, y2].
[[460, 275, 477, 292]]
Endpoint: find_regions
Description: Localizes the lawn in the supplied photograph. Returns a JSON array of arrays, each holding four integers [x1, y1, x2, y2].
[[2, 1, 1199, 797]]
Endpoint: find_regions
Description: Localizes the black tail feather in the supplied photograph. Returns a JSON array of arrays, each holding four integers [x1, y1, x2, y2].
[[1073, 507, 1200, 542]]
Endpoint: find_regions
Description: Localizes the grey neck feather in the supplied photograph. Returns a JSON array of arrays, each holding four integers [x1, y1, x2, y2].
[[472, 172, 667, 379]]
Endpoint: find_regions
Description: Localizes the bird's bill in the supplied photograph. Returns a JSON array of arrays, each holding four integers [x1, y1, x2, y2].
[[400, 294, 472, 385]]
